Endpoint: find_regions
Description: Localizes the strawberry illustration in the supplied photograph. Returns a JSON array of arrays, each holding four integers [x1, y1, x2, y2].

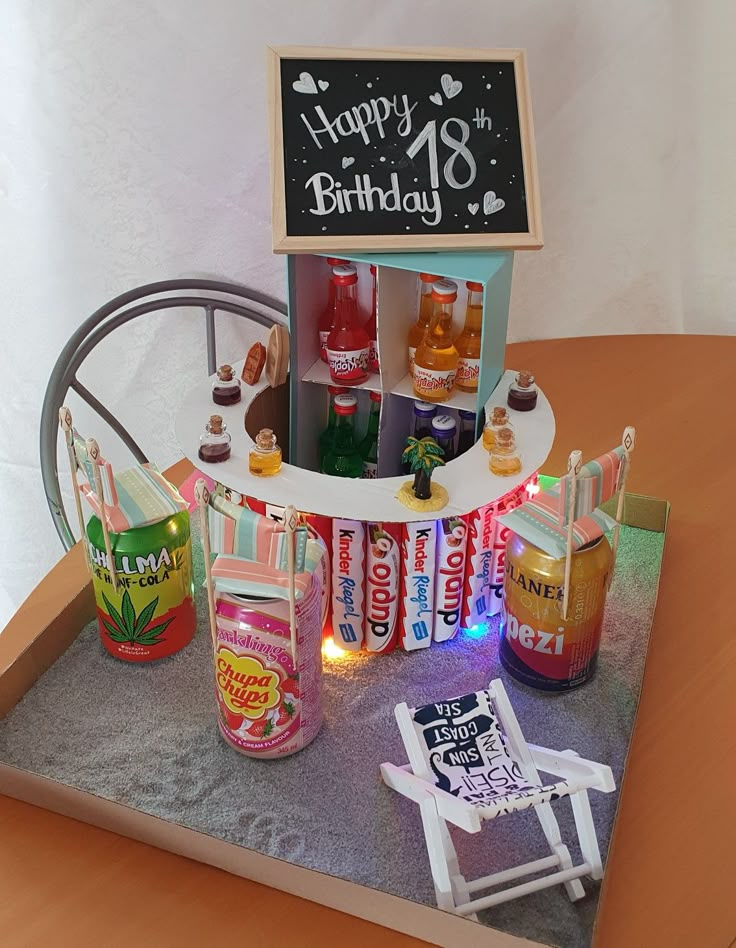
[[217, 692, 244, 731], [282, 674, 300, 698], [247, 718, 274, 738], [276, 701, 296, 726]]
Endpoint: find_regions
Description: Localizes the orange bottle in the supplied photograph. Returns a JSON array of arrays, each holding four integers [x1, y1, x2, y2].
[[455, 281, 483, 393], [407, 272, 441, 377], [412, 279, 459, 403]]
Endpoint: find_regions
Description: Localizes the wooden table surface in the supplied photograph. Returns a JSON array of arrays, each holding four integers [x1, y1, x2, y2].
[[2, 335, 735, 948]]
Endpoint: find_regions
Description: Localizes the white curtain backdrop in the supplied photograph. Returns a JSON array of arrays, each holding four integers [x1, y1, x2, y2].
[[1, 0, 734, 629]]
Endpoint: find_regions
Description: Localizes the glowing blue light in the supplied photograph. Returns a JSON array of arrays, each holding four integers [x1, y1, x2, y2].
[[462, 623, 490, 639]]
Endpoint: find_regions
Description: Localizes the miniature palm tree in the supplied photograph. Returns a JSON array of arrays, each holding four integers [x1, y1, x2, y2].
[[402, 436, 446, 501]]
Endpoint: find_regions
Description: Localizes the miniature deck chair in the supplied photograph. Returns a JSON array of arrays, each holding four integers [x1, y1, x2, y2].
[[194, 481, 320, 662], [496, 427, 636, 618], [380, 679, 615, 919], [59, 406, 188, 591]]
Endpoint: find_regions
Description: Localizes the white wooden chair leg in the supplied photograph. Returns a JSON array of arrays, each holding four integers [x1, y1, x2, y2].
[[569, 789, 604, 879], [438, 819, 475, 916], [419, 796, 456, 913], [534, 801, 585, 901]]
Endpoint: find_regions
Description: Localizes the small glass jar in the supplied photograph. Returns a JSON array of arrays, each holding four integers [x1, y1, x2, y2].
[[489, 426, 522, 477], [212, 364, 241, 406], [249, 428, 282, 477], [199, 415, 231, 463], [507, 370, 538, 412], [482, 407, 512, 451]]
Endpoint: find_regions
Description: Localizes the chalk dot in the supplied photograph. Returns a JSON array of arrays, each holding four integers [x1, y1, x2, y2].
[[322, 226, 327, 231], [302, 146, 306, 149], [484, 220, 488, 224], [498, 70, 502, 74], [486, 83, 492, 89], [379, 156, 386, 162], [336, 181, 342, 188], [496, 133, 501, 138], [464, 224, 470, 229], [490, 159, 497, 165], [482, 74, 485, 78], [376, 77, 379, 80], [367, 82, 372, 88], [454, 213, 458, 217], [302, 158, 308, 162], [301, 210, 305, 213], [405, 226, 410, 230]]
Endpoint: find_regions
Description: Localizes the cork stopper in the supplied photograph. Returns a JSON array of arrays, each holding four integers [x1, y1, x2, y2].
[[255, 428, 277, 451], [491, 406, 509, 425], [516, 370, 535, 389], [208, 414, 224, 434], [496, 426, 516, 448], [217, 364, 235, 382]]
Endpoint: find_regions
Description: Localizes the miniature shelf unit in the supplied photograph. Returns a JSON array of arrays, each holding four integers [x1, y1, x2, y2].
[[289, 251, 515, 475]]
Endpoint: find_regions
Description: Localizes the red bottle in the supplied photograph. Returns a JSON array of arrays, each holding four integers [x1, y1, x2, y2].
[[318, 256, 348, 363], [365, 264, 379, 374], [325, 264, 371, 385]]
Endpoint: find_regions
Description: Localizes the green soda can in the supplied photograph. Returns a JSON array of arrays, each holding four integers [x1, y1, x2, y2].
[[86, 510, 196, 662]]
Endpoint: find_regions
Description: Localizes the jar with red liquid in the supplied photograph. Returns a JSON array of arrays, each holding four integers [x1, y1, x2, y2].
[[325, 264, 371, 385], [198, 415, 231, 463], [212, 364, 241, 405], [318, 256, 347, 363], [507, 370, 538, 411]]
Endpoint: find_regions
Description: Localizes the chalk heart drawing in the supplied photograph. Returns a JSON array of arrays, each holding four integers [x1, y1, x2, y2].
[[441, 73, 463, 99], [292, 72, 318, 95], [318, 79, 329, 91], [468, 202, 479, 215], [429, 92, 443, 106], [483, 191, 506, 215], [342, 156, 355, 169]]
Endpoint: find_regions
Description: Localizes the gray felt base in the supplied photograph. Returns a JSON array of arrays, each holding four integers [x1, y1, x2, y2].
[[0, 524, 665, 948]]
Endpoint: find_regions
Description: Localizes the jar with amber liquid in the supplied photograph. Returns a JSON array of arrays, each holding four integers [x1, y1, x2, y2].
[[489, 426, 521, 476], [413, 279, 459, 403], [482, 407, 512, 451], [249, 429, 282, 477]]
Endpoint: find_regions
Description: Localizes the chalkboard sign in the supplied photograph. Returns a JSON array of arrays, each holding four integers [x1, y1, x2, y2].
[[267, 47, 542, 253]]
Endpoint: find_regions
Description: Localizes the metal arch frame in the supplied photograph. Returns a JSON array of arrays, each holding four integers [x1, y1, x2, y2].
[[41, 279, 287, 552]]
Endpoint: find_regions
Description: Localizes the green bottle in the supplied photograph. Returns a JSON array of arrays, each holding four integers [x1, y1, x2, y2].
[[319, 385, 347, 469], [322, 394, 363, 478], [358, 391, 381, 478]]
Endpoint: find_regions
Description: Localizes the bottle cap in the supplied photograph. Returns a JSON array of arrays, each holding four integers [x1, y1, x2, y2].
[[208, 415, 224, 434], [491, 406, 509, 424], [419, 272, 442, 284], [328, 385, 349, 395], [516, 370, 535, 389], [369, 391, 382, 403], [217, 364, 235, 381], [255, 428, 277, 451], [466, 281, 484, 292], [413, 400, 437, 416], [432, 279, 458, 303], [332, 264, 358, 285], [432, 414, 457, 436], [496, 426, 515, 447], [458, 409, 476, 420], [327, 257, 347, 266], [333, 394, 358, 415], [370, 264, 377, 275]]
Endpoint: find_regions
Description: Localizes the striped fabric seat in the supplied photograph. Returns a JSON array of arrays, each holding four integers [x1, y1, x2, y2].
[[211, 539, 324, 601], [558, 447, 625, 525], [496, 482, 616, 559], [73, 434, 187, 532]]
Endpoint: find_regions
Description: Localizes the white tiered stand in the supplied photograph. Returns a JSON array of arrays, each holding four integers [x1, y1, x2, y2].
[[175, 356, 555, 523]]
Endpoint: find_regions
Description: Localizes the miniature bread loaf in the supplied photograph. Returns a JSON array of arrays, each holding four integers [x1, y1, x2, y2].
[[241, 342, 266, 385], [265, 324, 290, 388]]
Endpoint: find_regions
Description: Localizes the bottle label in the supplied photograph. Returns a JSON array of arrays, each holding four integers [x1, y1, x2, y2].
[[326, 347, 370, 382], [368, 339, 379, 373], [361, 461, 378, 479], [408, 346, 417, 376], [456, 358, 480, 387], [413, 364, 456, 398]]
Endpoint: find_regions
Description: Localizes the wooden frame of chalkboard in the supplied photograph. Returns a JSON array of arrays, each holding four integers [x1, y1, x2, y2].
[[267, 46, 542, 253]]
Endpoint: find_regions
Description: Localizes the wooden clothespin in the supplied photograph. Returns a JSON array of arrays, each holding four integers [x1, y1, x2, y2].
[[86, 437, 118, 592], [195, 479, 218, 654], [58, 406, 87, 549], [561, 449, 582, 621], [284, 504, 299, 665]]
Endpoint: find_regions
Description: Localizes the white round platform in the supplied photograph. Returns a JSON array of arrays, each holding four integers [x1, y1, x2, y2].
[[175, 363, 555, 523]]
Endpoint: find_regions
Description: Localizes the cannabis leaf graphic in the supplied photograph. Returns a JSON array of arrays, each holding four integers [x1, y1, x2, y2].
[[101, 589, 173, 645]]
